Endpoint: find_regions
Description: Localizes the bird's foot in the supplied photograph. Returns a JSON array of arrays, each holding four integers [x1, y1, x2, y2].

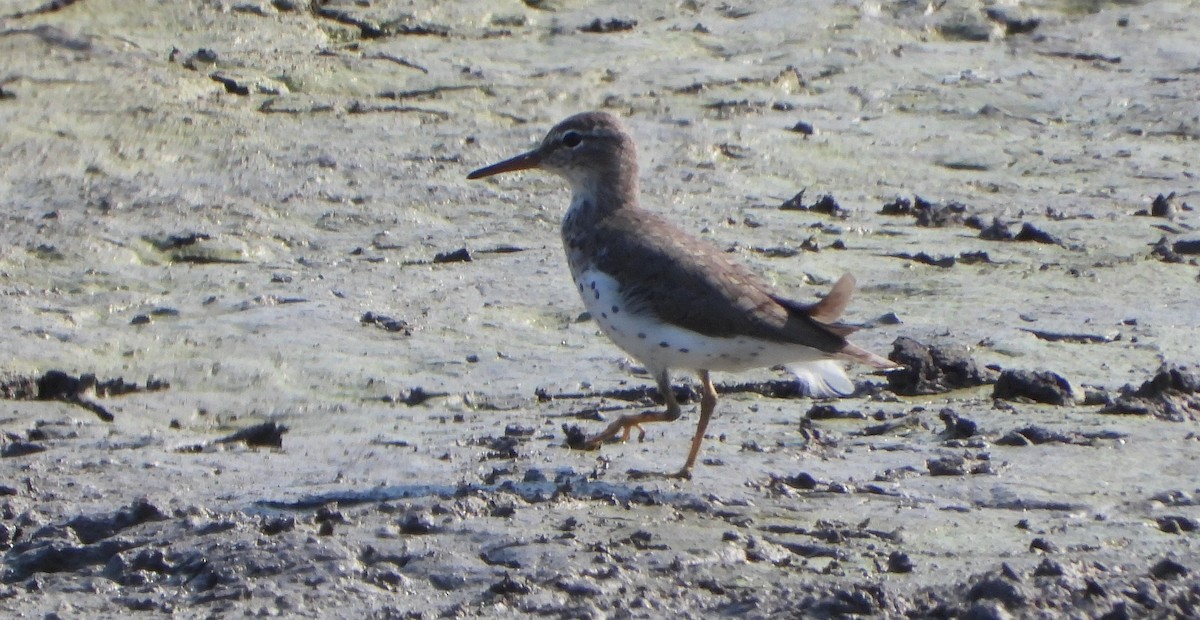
[[620, 423, 647, 443], [562, 422, 630, 451]]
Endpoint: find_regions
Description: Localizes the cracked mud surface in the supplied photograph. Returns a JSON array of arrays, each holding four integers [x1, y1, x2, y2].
[[2, 0, 1199, 617]]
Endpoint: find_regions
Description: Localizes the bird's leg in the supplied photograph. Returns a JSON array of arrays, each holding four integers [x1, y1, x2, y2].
[[579, 370, 680, 450], [669, 370, 718, 479]]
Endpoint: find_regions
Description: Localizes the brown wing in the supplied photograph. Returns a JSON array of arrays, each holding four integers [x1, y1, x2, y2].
[[586, 209, 847, 354]]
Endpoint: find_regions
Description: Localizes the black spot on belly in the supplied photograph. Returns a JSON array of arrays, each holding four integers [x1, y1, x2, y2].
[[611, 305, 619, 314], [578, 282, 584, 292], [589, 281, 596, 290], [659, 341, 670, 348], [601, 312, 608, 319], [678, 348, 689, 353], [637, 333, 646, 339], [594, 291, 600, 300]]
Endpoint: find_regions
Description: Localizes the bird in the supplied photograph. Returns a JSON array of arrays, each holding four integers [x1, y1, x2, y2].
[[467, 111, 898, 478]]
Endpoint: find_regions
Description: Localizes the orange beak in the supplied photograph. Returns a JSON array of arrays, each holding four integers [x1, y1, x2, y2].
[[467, 149, 542, 180]]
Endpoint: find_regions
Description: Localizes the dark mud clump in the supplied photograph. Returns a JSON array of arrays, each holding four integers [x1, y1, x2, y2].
[[878, 195, 969, 227], [177, 421, 288, 452], [1150, 236, 1200, 264], [886, 250, 993, 268], [1102, 364, 1200, 421], [995, 425, 1128, 447], [993, 369, 1078, 405], [886, 337, 995, 395], [432, 247, 472, 263], [978, 218, 1064, 245], [3, 499, 168, 582], [578, 17, 638, 33], [360, 311, 413, 334], [938, 408, 978, 439], [780, 190, 847, 217], [1133, 192, 1191, 219], [1, 370, 170, 422]]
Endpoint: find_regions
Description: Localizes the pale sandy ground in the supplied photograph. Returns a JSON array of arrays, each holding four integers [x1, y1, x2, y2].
[[2, 0, 1199, 617]]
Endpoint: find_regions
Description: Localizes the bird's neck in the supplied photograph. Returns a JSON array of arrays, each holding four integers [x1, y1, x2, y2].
[[564, 167, 639, 219], [562, 180, 635, 247]]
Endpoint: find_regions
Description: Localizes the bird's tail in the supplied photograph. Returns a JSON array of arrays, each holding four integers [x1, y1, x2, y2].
[[839, 342, 901, 370], [787, 343, 901, 398], [786, 360, 856, 398]]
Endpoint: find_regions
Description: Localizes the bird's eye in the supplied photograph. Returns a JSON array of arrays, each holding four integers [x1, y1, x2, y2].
[[561, 131, 583, 148]]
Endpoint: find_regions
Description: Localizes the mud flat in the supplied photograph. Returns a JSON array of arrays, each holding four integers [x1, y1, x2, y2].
[[2, 0, 1198, 617]]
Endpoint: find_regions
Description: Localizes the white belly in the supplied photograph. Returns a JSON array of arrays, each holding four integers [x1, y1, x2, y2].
[[572, 269, 828, 375]]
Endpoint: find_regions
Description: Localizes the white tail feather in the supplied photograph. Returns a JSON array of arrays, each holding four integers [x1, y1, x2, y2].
[[785, 360, 855, 398]]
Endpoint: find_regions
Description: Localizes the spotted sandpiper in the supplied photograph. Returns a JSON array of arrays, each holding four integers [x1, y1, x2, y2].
[[468, 111, 898, 478]]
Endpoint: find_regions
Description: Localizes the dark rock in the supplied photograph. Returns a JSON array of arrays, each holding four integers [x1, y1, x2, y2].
[[58, 499, 168, 545], [398, 514, 436, 535], [578, 18, 637, 33], [887, 551, 914, 573], [1151, 236, 1184, 263], [985, 7, 1040, 35], [879, 196, 914, 216], [1102, 364, 1200, 421], [918, 198, 968, 227], [360, 311, 412, 335], [554, 577, 601, 597], [2, 442, 47, 458], [784, 472, 818, 490], [259, 516, 295, 536], [1150, 490, 1196, 506], [814, 588, 878, 615], [36, 370, 93, 401], [939, 408, 978, 439], [805, 404, 863, 419], [1029, 537, 1058, 553], [479, 435, 520, 460], [429, 573, 468, 591], [433, 248, 472, 263], [1156, 515, 1198, 534], [967, 576, 1027, 608], [1100, 601, 1130, 620], [780, 190, 846, 216], [1033, 558, 1064, 577], [490, 573, 531, 595], [1151, 192, 1177, 217], [504, 424, 534, 437], [809, 194, 844, 216], [788, 120, 814, 135], [1149, 558, 1188, 580], [887, 337, 995, 395], [927, 455, 967, 476], [215, 422, 287, 448], [5, 537, 142, 582], [1014, 222, 1063, 245], [996, 425, 1071, 446], [1173, 238, 1200, 255], [888, 251, 958, 268], [1135, 192, 1179, 218], [979, 218, 1016, 241], [993, 369, 1077, 405]]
